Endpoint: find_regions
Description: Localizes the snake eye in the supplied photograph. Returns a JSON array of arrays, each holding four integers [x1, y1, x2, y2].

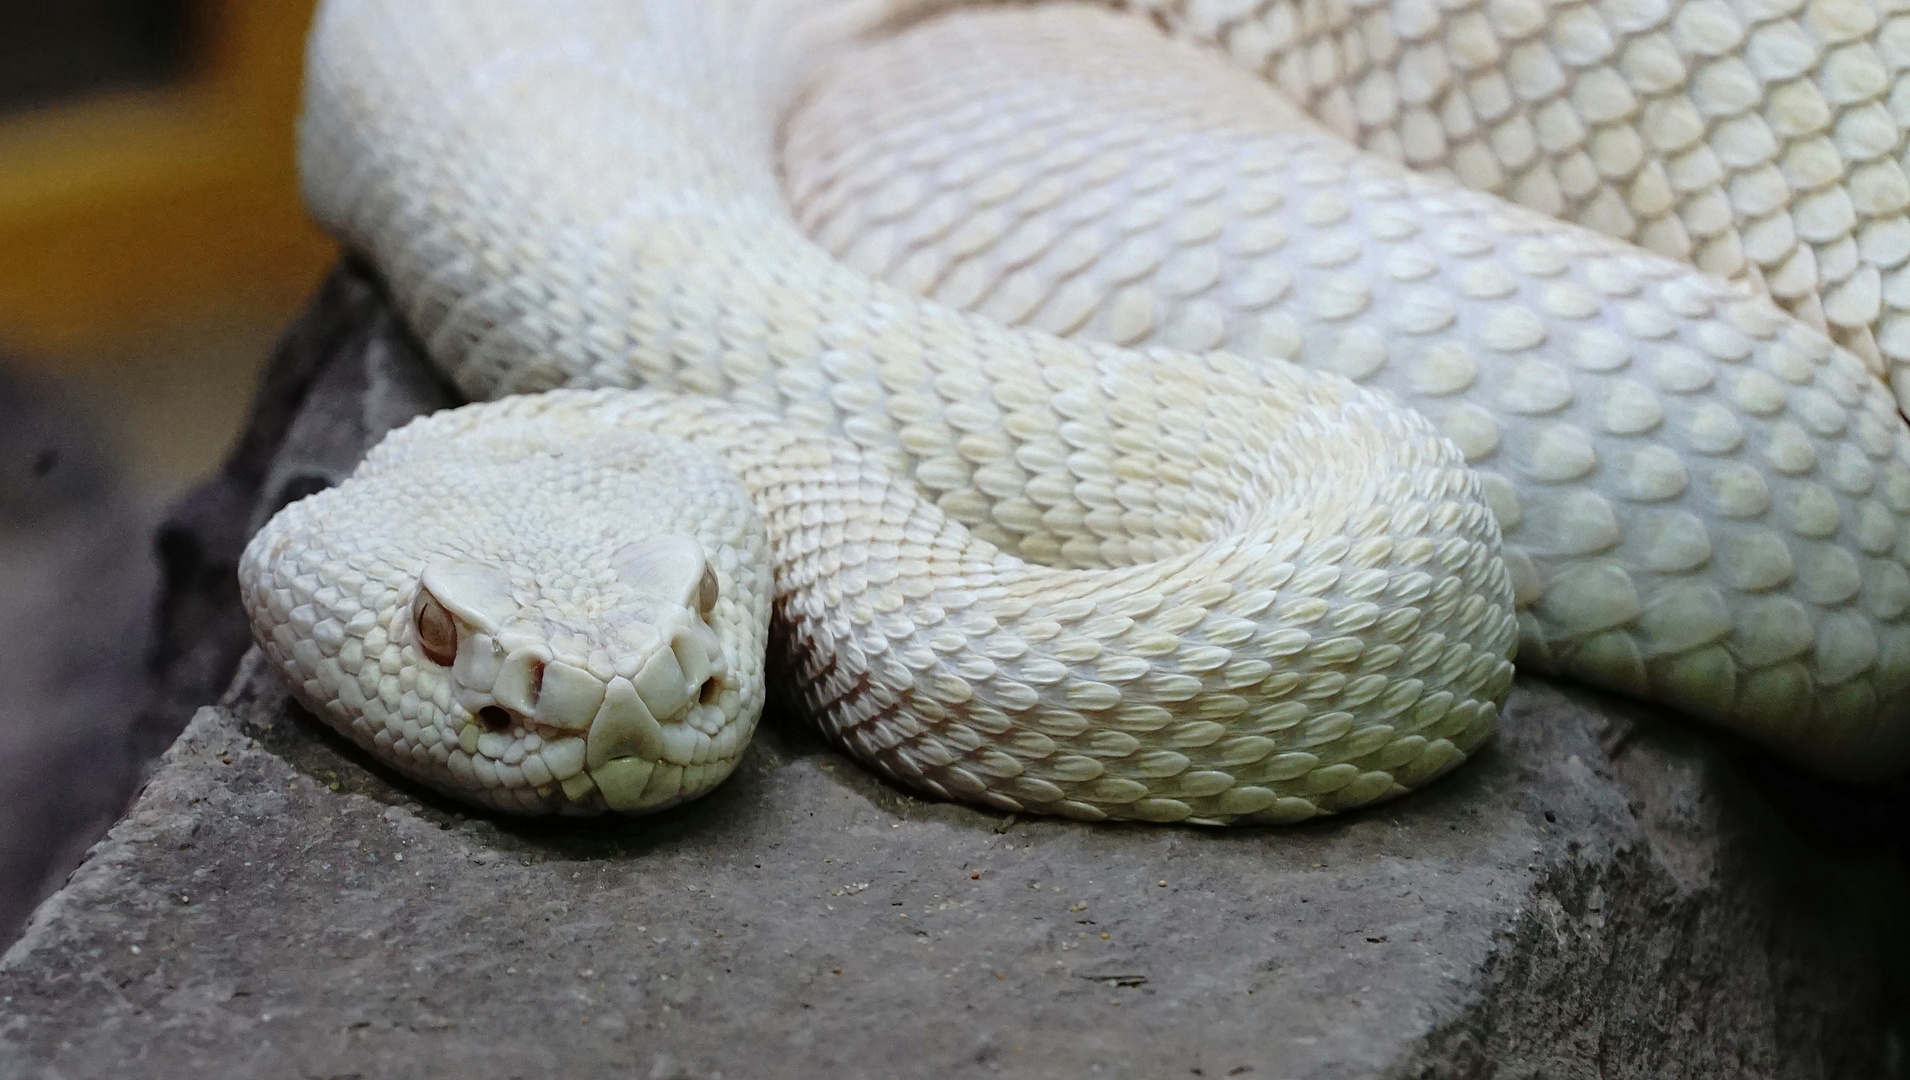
[[697, 566, 718, 617], [415, 589, 459, 666]]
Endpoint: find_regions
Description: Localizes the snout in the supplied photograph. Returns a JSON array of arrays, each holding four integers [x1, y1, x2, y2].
[[584, 619, 731, 811], [448, 614, 731, 811]]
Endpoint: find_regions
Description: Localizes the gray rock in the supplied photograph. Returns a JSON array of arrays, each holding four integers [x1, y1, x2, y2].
[[129, 260, 457, 785], [2, 262, 1902, 1078]]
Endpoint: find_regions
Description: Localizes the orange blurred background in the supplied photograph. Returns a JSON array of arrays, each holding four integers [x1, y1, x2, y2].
[[0, 0, 333, 498], [0, 0, 337, 940]]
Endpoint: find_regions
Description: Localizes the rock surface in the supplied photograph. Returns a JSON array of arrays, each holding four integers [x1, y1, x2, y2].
[[2, 262, 1904, 1078]]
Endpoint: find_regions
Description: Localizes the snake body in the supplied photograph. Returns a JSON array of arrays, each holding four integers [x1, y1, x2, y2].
[[785, 3, 1910, 777], [1129, 0, 1910, 403], [241, 0, 1910, 819]]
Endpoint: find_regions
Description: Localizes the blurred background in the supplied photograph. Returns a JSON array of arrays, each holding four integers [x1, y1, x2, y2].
[[0, 0, 332, 938]]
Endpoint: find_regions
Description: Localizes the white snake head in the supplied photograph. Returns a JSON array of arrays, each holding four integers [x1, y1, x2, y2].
[[239, 397, 772, 815], [415, 539, 731, 802]]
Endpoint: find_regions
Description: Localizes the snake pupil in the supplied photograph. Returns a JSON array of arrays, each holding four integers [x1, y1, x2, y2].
[[697, 566, 718, 616], [415, 590, 458, 667]]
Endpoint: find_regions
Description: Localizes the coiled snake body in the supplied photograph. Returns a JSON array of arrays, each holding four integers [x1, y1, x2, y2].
[[241, 0, 1910, 818]]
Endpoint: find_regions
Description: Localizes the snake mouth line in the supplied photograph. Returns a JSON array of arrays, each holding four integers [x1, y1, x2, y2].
[[476, 670, 726, 738], [474, 706, 586, 743]]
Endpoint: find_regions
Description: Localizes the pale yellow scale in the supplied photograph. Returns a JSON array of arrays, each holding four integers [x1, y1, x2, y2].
[[1123, 0, 1910, 406], [783, 2, 1910, 778]]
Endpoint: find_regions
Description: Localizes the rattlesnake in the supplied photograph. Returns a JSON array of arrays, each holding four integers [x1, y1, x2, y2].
[[239, 0, 1910, 819]]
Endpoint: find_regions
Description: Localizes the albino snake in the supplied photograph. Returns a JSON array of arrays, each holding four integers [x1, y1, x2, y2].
[[241, 0, 1910, 819]]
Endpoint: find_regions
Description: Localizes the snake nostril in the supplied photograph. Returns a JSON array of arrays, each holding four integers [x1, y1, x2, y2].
[[477, 705, 512, 732], [528, 660, 545, 705]]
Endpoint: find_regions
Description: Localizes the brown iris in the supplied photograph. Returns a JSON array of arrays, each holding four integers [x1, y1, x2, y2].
[[414, 589, 459, 666]]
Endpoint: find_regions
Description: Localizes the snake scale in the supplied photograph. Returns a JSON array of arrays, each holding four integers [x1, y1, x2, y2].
[[240, 0, 1910, 819]]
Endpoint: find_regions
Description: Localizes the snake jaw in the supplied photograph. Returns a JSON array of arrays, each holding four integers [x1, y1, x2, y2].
[[586, 676, 669, 806]]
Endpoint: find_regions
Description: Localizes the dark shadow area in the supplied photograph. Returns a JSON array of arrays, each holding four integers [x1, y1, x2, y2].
[[0, 364, 155, 939], [0, 263, 441, 946], [0, 0, 191, 114]]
